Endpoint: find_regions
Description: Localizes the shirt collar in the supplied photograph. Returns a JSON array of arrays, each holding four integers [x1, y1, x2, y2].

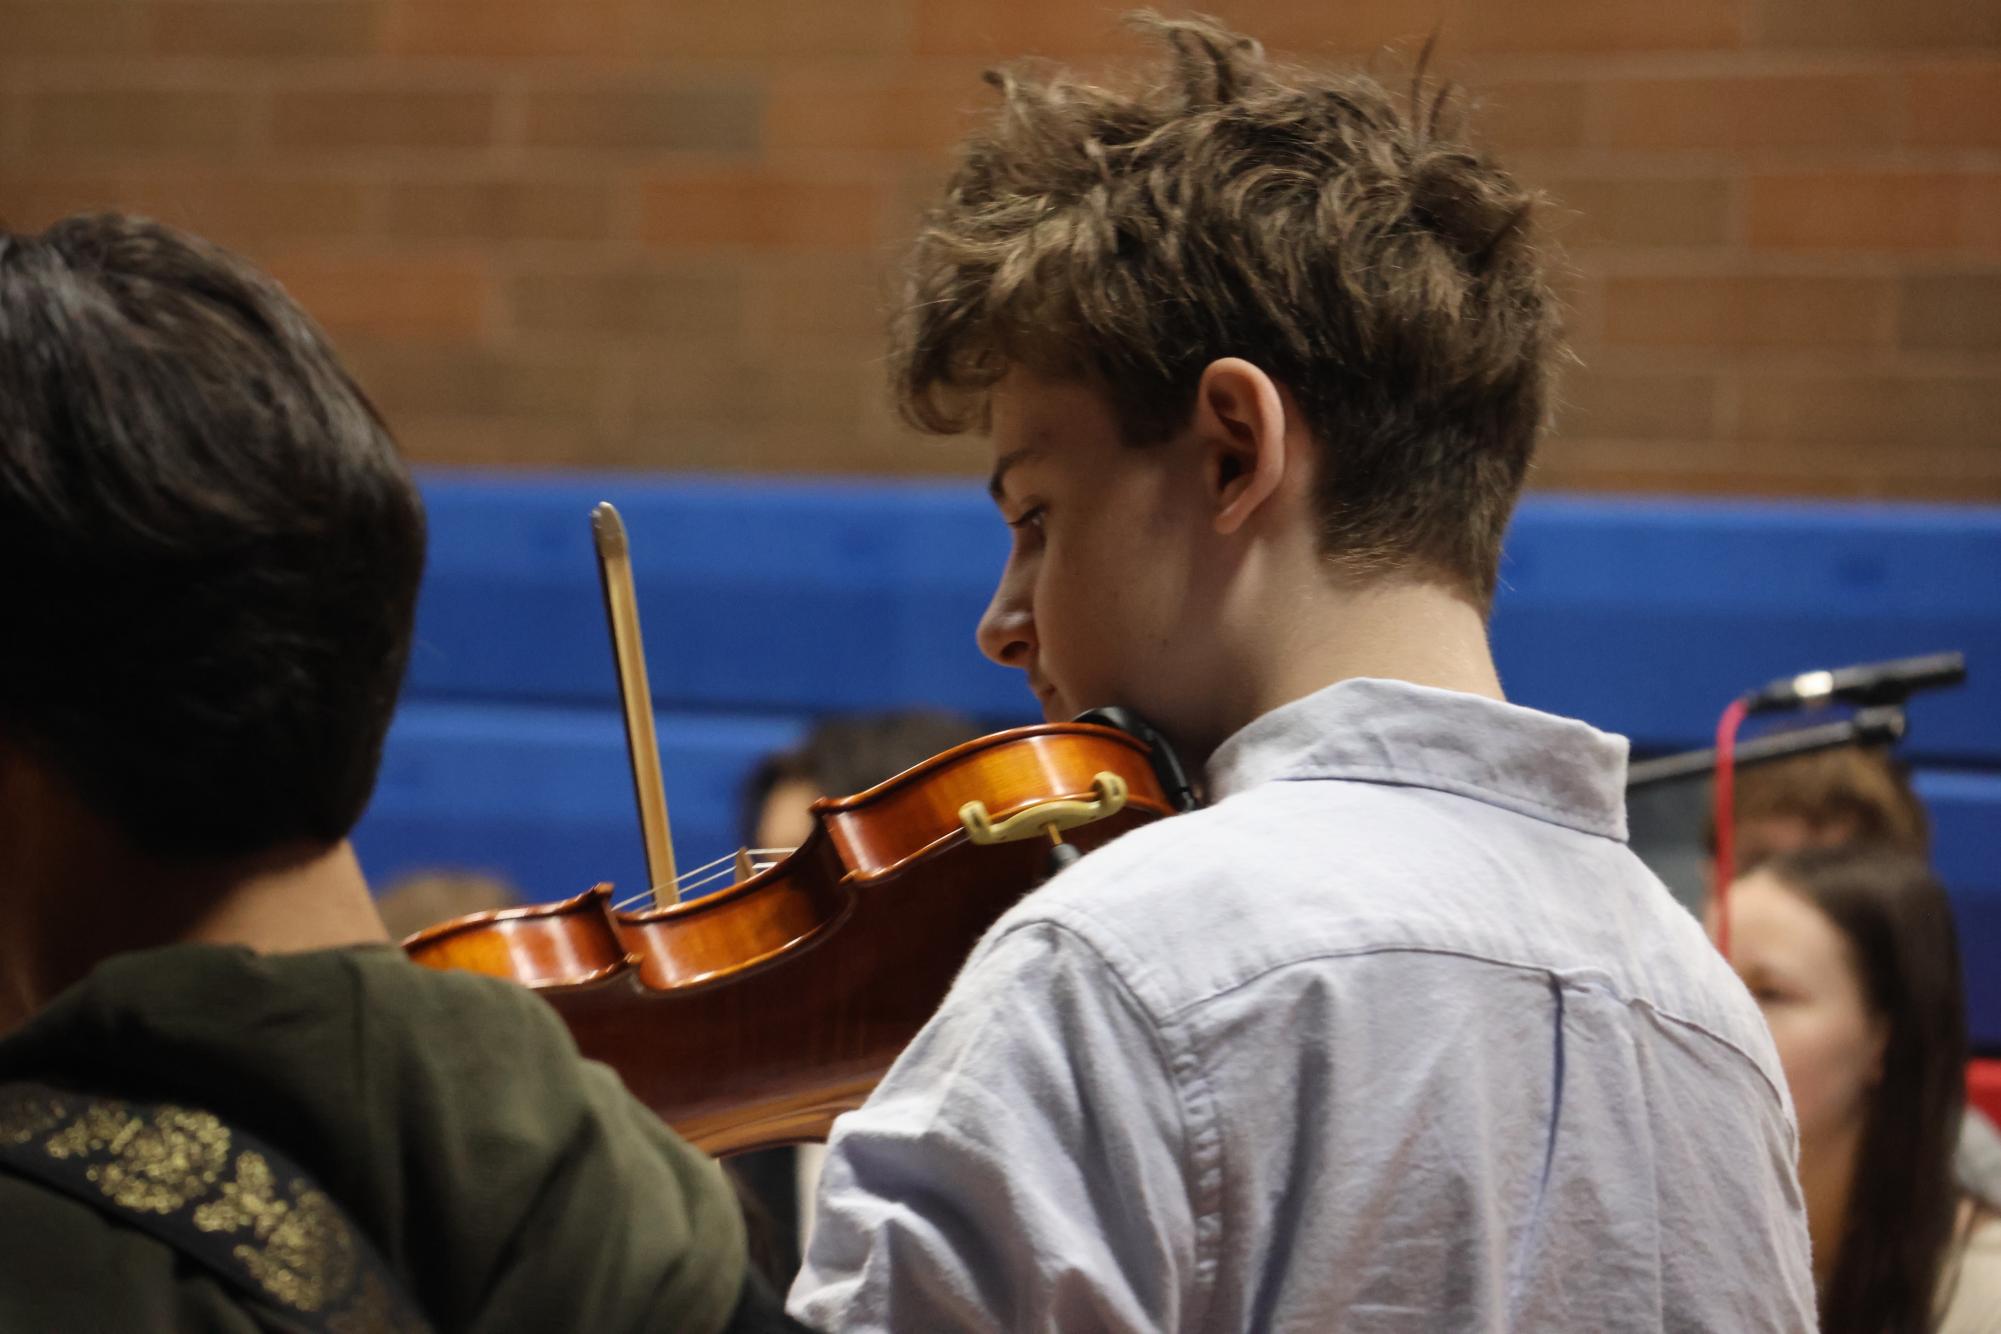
[[1203, 677, 1631, 841]]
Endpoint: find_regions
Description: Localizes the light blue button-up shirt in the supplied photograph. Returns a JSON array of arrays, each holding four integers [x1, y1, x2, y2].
[[790, 679, 1816, 1332]]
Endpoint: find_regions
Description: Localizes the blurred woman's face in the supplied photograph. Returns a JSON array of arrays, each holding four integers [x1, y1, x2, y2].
[[1719, 870, 1887, 1151]]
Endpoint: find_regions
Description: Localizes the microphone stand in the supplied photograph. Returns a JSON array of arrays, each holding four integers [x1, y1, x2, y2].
[[1626, 706, 1908, 792]]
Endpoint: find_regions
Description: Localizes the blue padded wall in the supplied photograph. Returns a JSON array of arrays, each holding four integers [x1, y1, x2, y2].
[[351, 474, 2001, 1043]]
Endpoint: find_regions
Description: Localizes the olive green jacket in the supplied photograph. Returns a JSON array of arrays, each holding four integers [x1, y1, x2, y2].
[[0, 944, 749, 1333]]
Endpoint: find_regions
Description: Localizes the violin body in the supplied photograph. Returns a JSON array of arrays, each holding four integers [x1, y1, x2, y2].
[[405, 722, 1176, 1154]]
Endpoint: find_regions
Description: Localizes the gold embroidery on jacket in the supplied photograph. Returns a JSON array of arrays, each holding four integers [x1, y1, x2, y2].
[[193, 1150, 357, 1312], [44, 1103, 231, 1214], [0, 1086, 420, 1329]]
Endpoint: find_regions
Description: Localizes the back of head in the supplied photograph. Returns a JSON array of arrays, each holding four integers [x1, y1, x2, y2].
[[894, 15, 1561, 604], [0, 214, 424, 861], [1765, 847, 1967, 1333], [1727, 745, 1931, 864]]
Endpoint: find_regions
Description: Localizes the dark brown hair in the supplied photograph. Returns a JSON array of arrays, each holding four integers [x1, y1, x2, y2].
[[740, 711, 981, 845], [1721, 745, 1931, 860], [892, 14, 1562, 603], [1764, 848, 1970, 1333], [0, 214, 424, 859]]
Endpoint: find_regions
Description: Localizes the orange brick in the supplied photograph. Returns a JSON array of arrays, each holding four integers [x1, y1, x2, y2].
[[149, 1, 383, 59], [1456, 0, 1743, 53], [1737, 375, 2001, 449], [743, 255, 888, 347], [766, 71, 990, 155], [1907, 62, 2001, 150], [637, 170, 882, 251], [1596, 74, 1899, 151], [521, 84, 761, 153], [1898, 274, 2001, 353], [503, 263, 745, 340], [87, 173, 367, 249], [1601, 276, 1889, 347], [339, 340, 608, 420], [633, 0, 904, 61], [0, 89, 27, 156], [1534, 437, 2001, 500], [1753, 0, 2001, 49], [1747, 172, 1999, 252], [0, 3, 148, 61], [1559, 367, 1718, 439], [0, 172, 126, 228], [1208, 0, 1450, 55], [913, 0, 1141, 59], [25, 86, 249, 157], [915, 0, 1451, 61], [1464, 80, 1589, 154], [1545, 177, 1733, 248], [381, 177, 619, 243], [387, 2, 644, 62], [273, 86, 495, 152], [625, 345, 894, 467], [263, 252, 488, 337], [394, 415, 609, 467], [1964, 176, 2001, 256]]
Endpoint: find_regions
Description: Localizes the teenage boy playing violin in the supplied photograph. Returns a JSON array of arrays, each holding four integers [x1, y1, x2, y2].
[[0, 215, 800, 1333], [789, 19, 1815, 1332]]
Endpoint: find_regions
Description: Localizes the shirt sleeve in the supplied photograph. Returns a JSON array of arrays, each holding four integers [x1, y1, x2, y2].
[[787, 919, 1206, 1333]]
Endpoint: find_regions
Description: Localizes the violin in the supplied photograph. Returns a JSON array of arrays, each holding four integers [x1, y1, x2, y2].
[[404, 503, 1193, 1153], [406, 720, 1178, 1154]]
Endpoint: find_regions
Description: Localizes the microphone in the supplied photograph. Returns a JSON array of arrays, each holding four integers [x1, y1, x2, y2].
[[1745, 651, 1966, 715]]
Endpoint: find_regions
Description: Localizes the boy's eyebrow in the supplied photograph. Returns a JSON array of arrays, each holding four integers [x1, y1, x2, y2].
[[987, 446, 1041, 503]]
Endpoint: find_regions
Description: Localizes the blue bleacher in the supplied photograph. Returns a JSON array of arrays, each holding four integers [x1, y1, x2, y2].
[[352, 475, 2001, 1045]]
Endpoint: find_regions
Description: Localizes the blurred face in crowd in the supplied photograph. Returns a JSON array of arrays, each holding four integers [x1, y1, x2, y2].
[[1718, 868, 1887, 1150], [754, 779, 822, 852]]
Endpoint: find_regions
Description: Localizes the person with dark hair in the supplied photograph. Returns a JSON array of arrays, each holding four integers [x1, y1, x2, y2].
[[0, 215, 797, 1332], [1704, 743, 2001, 1205], [789, 18, 1813, 1332], [1719, 849, 2000, 1332], [741, 711, 985, 855], [730, 709, 984, 1289]]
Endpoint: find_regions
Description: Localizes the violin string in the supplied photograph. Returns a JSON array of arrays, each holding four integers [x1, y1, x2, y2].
[[677, 865, 736, 895], [674, 849, 740, 884], [606, 847, 799, 912]]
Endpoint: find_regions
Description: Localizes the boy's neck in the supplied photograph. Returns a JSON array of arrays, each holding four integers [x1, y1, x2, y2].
[[0, 769, 389, 1034], [1196, 573, 1503, 761]]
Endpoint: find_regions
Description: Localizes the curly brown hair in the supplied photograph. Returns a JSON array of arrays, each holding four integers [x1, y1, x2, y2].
[[893, 14, 1563, 603]]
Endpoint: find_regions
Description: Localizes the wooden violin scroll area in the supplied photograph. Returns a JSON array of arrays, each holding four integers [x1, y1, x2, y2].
[[405, 722, 1179, 1154]]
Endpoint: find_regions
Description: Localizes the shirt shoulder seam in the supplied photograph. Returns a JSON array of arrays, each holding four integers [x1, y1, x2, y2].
[[983, 915, 1229, 1327]]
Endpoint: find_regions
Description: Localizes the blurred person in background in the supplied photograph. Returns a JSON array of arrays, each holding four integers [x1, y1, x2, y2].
[[1710, 744, 2001, 1202], [742, 712, 984, 857], [374, 868, 523, 940], [1719, 743, 1931, 873], [0, 214, 798, 1333], [1717, 849, 1999, 1333]]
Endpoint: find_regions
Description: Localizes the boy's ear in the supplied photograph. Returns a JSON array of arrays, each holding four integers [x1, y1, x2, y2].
[[1191, 358, 1288, 536]]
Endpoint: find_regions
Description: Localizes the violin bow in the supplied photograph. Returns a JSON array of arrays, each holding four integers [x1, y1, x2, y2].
[[591, 502, 679, 908]]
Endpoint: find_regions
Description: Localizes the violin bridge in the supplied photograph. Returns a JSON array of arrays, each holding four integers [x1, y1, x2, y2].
[[734, 846, 755, 884]]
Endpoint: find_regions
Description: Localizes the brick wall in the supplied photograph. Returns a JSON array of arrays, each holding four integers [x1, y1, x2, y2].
[[1, 0, 1995, 498]]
